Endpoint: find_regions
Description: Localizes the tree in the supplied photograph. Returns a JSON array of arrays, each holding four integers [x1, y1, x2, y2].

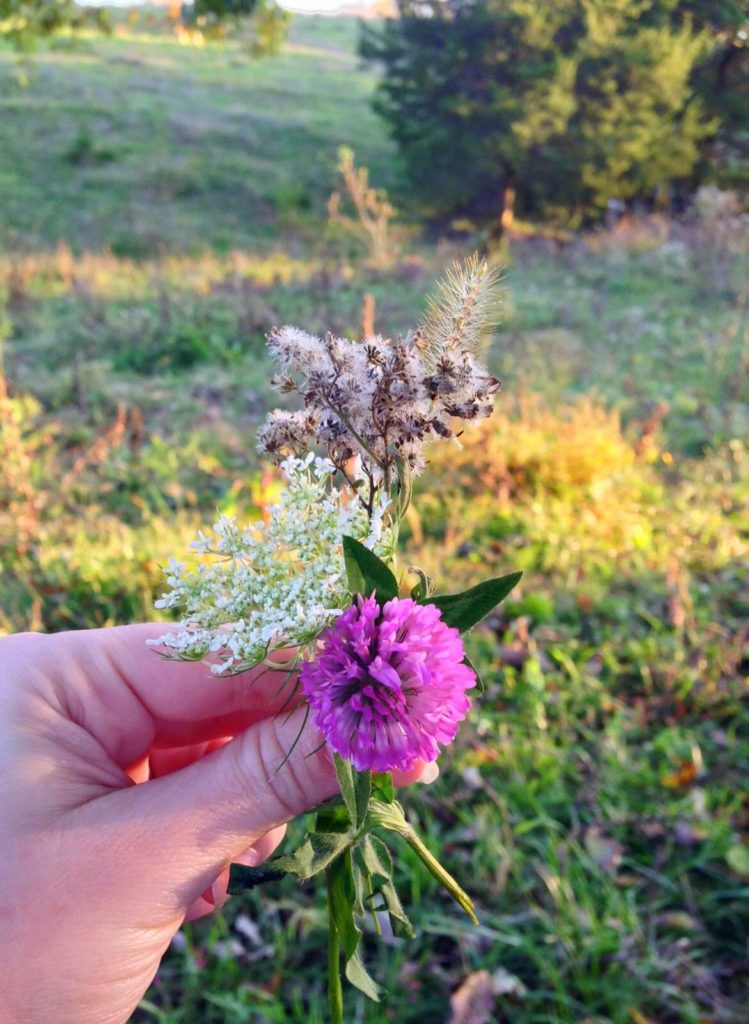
[[181, 0, 290, 56], [360, 0, 726, 227], [677, 0, 749, 189], [0, 0, 108, 51]]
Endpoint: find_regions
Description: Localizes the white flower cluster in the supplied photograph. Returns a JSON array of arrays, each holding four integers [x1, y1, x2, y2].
[[150, 455, 392, 675]]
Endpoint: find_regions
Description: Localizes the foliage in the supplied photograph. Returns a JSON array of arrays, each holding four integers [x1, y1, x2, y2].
[[683, 0, 749, 190], [361, 0, 730, 226], [0, 0, 109, 51], [181, 0, 290, 56], [243, 0, 290, 58]]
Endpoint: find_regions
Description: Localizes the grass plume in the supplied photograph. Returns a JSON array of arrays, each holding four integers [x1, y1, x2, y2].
[[416, 254, 503, 369]]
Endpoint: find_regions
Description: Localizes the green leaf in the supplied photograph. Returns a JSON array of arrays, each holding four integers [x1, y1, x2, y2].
[[342, 535, 398, 602], [274, 830, 352, 880], [429, 571, 522, 633], [408, 566, 433, 602], [328, 850, 382, 1001], [345, 948, 382, 1001], [360, 833, 392, 880], [463, 651, 484, 695], [380, 878, 414, 938], [316, 798, 353, 834], [359, 835, 414, 938], [334, 754, 371, 829], [227, 863, 286, 894], [342, 541, 365, 595], [371, 772, 395, 804]]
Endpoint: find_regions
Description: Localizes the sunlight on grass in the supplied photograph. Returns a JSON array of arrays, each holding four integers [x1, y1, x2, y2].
[[1, 14, 747, 1023]]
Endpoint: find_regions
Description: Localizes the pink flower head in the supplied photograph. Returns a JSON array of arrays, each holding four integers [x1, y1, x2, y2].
[[300, 595, 475, 773]]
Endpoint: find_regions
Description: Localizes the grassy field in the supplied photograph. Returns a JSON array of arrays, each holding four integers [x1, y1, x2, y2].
[[1, 15, 748, 1024]]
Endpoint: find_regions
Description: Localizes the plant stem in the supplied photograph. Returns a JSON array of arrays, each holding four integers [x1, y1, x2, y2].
[[402, 826, 479, 925], [326, 868, 344, 1024], [369, 799, 478, 925]]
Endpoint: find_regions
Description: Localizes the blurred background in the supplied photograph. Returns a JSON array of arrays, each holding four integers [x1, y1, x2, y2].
[[1, 1, 748, 1021]]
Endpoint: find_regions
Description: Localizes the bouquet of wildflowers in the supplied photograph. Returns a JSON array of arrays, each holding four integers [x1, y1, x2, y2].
[[152, 256, 520, 1019]]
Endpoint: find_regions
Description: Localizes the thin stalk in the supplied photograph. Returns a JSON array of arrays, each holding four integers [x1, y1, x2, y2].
[[370, 799, 478, 925], [326, 869, 344, 1024], [320, 394, 385, 471], [402, 826, 478, 925]]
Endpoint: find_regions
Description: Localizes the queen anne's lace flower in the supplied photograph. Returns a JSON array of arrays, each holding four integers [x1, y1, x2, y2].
[[150, 456, 392, 674], [300, 595, 475, 772]]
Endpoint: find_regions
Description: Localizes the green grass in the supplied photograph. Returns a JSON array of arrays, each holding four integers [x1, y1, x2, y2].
[[0, 17, 394, 254], [1, 15, 748, 1024]]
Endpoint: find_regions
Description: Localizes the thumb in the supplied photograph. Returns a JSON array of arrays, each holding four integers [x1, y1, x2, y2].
[[81, 705, 338, 917]]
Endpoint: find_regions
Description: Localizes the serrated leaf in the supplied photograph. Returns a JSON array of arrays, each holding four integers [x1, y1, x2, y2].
[[429, 572, 522, 633], [274, 830, 352, 880], [342, 535, 398, 602], [227, 863, 286, 894], [328, 850, 382, 1001], [334, 754, 371, 829]]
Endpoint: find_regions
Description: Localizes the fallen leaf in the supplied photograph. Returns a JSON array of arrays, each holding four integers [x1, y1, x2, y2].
[[491, 966, 527, 998], [585, 826, 624, 875], [449, 970, 495, 1024], [655, 911, 700, 931], [673, 821, 708, 846], [660, 761, 698, 789]]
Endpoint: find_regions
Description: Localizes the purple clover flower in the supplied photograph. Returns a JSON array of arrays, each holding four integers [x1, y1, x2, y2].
[[300, 595, 475, 773]]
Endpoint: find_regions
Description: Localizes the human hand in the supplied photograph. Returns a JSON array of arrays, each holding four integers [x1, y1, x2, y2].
[[0, 624, 435, 1024]]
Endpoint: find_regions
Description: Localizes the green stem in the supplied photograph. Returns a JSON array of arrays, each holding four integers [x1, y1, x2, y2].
[[369, 799, 478, 925], [326, 868, 344, 1024], [402, 827, 478, 925]]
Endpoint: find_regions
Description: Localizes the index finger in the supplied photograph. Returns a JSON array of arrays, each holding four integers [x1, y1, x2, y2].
[[42, 624, 304, 768]]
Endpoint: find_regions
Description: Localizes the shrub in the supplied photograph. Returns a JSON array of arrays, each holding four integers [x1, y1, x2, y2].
[[327, 147, 400, 269]]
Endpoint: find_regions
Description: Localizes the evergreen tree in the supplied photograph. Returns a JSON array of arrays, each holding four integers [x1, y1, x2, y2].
[[361, 0, 727, 226], [678, 0, 749, 188]]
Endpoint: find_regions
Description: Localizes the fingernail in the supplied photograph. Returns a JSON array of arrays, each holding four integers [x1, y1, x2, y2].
[[420, 761, 440, 785]]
